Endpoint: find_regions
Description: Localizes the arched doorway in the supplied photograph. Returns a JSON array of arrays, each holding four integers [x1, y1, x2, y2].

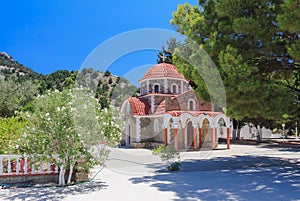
[[218, 118, 226, 139], [201, 118, 210, 149], [187, 121, 194, 149]]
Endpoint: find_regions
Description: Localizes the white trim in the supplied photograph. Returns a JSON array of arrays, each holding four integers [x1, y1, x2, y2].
[[136, 117, 141, 142], [139, 77, 189, 83], [154, 119, 159, 134], [181, 80, 184, 93], [153, 83, 160, 93], [134, 114, 165, 118], [188, 99, 196, 111], [146, 80, 149, 94], [164, 78, 168, 93], [151, 95, 155, 114]]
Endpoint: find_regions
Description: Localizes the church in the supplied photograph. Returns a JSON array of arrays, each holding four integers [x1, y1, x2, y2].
[[120, 62, 231, 150]]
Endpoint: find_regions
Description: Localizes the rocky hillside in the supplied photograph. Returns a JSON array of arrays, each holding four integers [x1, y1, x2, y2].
[[0, 52, 138, 108], [0, 52, 42, 80]]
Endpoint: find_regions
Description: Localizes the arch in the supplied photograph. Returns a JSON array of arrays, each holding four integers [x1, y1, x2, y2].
[[171, 83, 178, 94], [198, 114, 213, 128], [188, 99, 196, 111], [179, 113, 197, 128], [212, 113, 230, 127], [163, 114, 173, 128], [120, 99, 132, 116], [153, 83, 160, 93]]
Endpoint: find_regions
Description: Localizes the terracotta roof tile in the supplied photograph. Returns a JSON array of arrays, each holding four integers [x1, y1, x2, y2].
[[128, 97, 150, 115], [139, 63, 187, 82], [154, 100, 165, 115]]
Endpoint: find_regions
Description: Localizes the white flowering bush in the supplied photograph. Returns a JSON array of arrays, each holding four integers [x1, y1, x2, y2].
[[23, 88, 122, 186]]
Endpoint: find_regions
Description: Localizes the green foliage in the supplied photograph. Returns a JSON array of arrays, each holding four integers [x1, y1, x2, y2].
[[0, 116, 27, 154], [152, 145, 180, 171], [44, 70, 72, 91], [104, 70, 111, 77], [22, 88, 122, 185], [171, 0, 299, 125], [0, 78, 38, 117]]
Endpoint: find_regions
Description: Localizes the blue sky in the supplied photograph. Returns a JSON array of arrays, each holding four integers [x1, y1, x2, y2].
[[1, 0, 198, 84]]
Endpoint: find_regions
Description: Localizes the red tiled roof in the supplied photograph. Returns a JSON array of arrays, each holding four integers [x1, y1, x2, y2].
[[139, 63, 187, 82], [128, 97, 150, 115], [154, 100, 165, 115]]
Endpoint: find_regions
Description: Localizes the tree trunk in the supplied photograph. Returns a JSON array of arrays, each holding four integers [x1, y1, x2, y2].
[[256, 125, 262, 143], [237, 128, 241, 140], [67, 164, 74, 185], [58, 165, 65, 186], [232, 129, 237, 141]]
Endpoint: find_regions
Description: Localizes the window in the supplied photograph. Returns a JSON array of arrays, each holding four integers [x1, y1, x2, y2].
[[154, 84, 160, 93], [171, 83, 178, 94], [188, 99, 195, 110]]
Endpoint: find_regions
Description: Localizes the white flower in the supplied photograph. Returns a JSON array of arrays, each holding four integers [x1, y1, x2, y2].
[[57, 107, 61, 112]]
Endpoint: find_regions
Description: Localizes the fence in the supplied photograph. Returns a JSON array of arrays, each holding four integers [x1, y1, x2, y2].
[[0, 154, 59, 176]]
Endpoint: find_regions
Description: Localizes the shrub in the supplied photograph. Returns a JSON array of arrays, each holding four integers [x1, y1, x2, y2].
[[152, 144, 180, 171]]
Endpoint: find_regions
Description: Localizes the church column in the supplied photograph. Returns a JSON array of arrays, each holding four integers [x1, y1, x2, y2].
[[136, 117, 141, 142], [211, 127, 217, 149], [164, 78, 168, 93], [146, 80, 149, 93], [151, 95, 154, 114], [181, 80, 184, 93], [227, 127, 231, 149], [164, 128, 168, 146], [193, 125, 197, 151], [174, 127, 179, 150]]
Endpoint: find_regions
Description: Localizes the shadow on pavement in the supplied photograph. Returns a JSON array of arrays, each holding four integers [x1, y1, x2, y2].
[[1, 180, 107, 201], [130, 155, 300, 201]]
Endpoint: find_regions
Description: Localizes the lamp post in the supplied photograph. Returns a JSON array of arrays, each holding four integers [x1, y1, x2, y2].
[[282, 123, 286, 138]]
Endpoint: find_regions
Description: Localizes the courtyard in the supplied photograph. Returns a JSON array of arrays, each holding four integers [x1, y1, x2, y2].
[[1, 144, 299, 201]]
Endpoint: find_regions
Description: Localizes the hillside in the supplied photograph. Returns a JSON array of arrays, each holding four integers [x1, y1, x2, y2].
[[0, 52, 138, 117], [0, 52, 43, 80]]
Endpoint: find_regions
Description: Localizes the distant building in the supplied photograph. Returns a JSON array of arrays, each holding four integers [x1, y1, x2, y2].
[[120, 63, 230, 150]]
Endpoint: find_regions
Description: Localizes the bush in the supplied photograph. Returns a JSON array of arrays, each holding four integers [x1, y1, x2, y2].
[[152, 144, 180, 171]]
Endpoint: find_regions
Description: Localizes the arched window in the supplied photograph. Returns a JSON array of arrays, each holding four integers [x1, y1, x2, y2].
[[154, 84, 160, 93], [171, 83, 178, 94], [188, 99, 195, 110]]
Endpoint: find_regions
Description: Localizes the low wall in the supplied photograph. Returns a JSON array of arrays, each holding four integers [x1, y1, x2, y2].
[[0, 173, 58, 185]]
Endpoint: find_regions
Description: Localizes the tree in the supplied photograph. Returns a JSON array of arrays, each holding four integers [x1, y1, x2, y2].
[[104, 70, 111, 77], [0, 116, 27, 154], [157, 38, 180, 64], [171, 0, 299, 127], [23, 88, 121, 186], [0, 78, 38, 117]]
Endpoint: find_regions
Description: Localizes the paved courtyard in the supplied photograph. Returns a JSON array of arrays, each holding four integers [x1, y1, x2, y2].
[[1, 144, 299, 201]]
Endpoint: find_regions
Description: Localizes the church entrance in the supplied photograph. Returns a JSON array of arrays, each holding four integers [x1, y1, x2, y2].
[[201, 118, 210, 149], [187, 121, 194, 149]]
